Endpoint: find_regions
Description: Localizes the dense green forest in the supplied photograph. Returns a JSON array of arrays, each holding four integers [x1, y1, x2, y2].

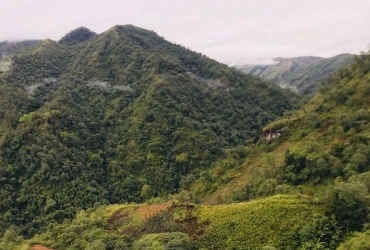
[[2, 24, 370, 250], [0, 25, 299, 242]]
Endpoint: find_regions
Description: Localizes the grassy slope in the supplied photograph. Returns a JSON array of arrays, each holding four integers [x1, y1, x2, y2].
[[2, 195, 320, 250]]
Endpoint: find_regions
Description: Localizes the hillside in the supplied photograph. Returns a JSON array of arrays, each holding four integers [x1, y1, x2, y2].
[[237, 54, 354, 95], [193, 52, 370, 248], [1, 195, 321, 250], [0, 25, 300, 238]]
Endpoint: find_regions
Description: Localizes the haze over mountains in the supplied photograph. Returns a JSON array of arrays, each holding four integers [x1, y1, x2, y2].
[[1, 25, 370, 249], [237, 54, 354, 95]]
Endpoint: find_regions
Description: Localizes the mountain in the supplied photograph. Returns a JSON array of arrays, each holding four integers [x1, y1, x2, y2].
[[58, 27, 97, 45], [4, 51, 370, 250], [237, 54, 354, 95], [0, 25, 299, 238], [1, 24, 370, 250]]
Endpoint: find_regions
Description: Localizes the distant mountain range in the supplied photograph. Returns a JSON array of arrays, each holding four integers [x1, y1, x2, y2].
[[236, 54, 354, 95]]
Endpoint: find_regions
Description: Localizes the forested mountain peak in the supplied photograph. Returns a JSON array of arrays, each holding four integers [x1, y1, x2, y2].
[[58, 26, 97, 45], [0, 24, 300, 239]]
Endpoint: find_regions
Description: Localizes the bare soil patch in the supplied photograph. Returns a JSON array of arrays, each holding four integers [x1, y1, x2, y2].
[[31, 245, 52, 250], [135, 202, 173, 220]]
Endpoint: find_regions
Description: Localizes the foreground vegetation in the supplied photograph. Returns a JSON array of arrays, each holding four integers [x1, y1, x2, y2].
[[0, 195, 322, 250]]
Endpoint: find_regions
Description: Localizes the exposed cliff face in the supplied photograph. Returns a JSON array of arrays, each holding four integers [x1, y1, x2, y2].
[[236, 54, 354, 96], [252, 129, 282, 144], [262, 130, 281, 143]]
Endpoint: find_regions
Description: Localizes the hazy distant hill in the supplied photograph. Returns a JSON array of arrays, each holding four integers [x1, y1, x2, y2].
[[0, 40, 41, 59], [237, 54, 354, 95]]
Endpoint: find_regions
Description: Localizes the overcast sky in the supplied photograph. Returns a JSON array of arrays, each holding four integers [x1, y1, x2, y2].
[[1, 0, 370, 64]]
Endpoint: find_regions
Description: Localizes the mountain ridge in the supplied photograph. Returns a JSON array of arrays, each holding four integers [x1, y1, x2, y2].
[[237, 54, 354, 95], [0, 25, 299, 239]]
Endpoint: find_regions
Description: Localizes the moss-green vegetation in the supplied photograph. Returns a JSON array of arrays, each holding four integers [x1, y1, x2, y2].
[[196, 195, 320, 250], [0, 195, 321, 250]]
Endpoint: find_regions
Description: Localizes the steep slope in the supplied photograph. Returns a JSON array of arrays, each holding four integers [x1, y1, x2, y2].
[[237, 54, 354, 95], [0, 25, 300, 236], [195, 52, 370, 248]]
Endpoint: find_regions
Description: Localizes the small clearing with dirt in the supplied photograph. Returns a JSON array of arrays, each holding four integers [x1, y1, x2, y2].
[[135, 202, 173, 220], [31, 245, 52, 250]]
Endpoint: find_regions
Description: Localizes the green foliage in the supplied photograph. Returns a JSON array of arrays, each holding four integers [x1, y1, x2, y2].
[[337, 230, 370, 250], [29, 204, 132, 250], [189, 51, 370, 248], [0, 24, 300, 237], [1, 196, 321, 250], [0, 225, 30, 250], [58, 27, 97, 46], [320, 176, 370, 232], [298, 214, 343, 249], [196, 195, 319, 250], [133, 232, 193, 250]]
